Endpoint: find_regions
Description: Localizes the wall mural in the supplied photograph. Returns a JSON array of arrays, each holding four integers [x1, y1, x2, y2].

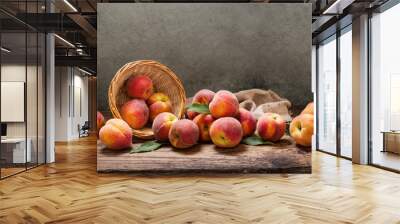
[[97, 3, 313, 174]]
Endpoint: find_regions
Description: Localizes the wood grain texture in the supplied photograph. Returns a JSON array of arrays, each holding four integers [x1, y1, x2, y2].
[[97, 136, 311, 174], [1, 136, 400, 223]]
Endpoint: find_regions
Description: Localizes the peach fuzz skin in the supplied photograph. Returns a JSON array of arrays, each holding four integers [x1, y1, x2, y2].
[[209, 117, 243, 148], [149, 101, 172, 121], [193, 114, 215, 142], [152, 112, 178, 142], [289, 114, 314, 147], [120, 99, 149, 129], [209, 90, 239, 118], [256, 113, 286, 142], [99, 119, 132, 150], [168, 119, 199, 149], [237, 108, 256, 137], [147, 92, 171, 106], [126, 75, 154, 99]]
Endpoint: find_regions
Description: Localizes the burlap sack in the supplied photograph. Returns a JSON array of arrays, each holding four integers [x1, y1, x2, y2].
[[235, 89, 292, 121]]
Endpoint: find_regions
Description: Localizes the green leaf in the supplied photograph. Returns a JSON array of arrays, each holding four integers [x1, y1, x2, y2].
[[242, 135, 274, 146], [186, 103, 210, 114], [130, 140, 164, 153]]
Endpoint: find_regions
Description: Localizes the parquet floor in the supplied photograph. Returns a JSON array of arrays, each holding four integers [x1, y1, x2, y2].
[[0, 136, 400, 224]]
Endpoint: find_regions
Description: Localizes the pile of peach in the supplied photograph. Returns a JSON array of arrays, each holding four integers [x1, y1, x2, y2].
[[98, 85, 314, 151]]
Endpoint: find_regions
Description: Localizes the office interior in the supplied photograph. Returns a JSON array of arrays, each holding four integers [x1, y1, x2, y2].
[[0, 0, 400, 223]]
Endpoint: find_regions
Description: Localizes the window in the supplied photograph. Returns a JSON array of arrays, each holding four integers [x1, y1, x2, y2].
[[317, 35, 337, 154], [370, 3, 400, 171], [339, 27, 352, 158]]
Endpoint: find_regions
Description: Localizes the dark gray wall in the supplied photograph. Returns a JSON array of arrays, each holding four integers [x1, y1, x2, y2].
[[98, 3, 312, 113]]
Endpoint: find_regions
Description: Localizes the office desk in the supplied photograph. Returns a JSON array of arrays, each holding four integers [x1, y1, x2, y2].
[[1, 138, 31, 163]]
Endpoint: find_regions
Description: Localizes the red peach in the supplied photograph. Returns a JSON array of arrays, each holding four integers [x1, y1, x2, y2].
[[147, 92, 171, 106], [99, 119, 132, 150], [126, 75, 153, 99], [97, 111, 105, 132], [149, 101, 172, 121], [168, 119, 199, 149], [120, 99, 149, 129], [290, 114, 314, 147], [257, 113, 286, 142], [209, 117, 243, 148], [237, 108, 256, 137], [186, 89, 215, 120], [192, 89, 215, 104], [209, 90, 239, 118], [193, 114, 215, 142], [152, 112, 178, 141]]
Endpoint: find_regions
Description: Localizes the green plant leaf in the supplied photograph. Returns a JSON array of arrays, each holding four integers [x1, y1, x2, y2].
[[242, 135, 274, 146], [130, 140, 164, 153], [186, 103, 210, 114]]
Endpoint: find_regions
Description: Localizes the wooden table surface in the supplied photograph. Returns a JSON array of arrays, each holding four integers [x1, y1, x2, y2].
[[97, 136, 311, 174]]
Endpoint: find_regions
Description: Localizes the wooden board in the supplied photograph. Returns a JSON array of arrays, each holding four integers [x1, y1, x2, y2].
[[97, 136, 311, 174]]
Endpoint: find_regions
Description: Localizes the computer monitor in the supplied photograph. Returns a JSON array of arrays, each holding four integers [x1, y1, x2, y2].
[[1, 123, 7, 137]]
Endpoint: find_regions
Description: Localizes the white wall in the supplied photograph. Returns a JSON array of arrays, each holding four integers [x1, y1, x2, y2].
[[54, 67, 89, 141]]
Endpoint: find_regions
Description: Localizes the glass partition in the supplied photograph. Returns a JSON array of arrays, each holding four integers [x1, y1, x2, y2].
[[1, 31, 28, 177], [0, 2, 46, 179]]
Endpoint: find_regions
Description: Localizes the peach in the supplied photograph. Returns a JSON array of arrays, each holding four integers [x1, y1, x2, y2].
[[192, 89, 215, 104], [257, 113, 286, 142], [152, 112, 178, 141], [149, 101, 172, 121], [237, 108, 256, 137], [209, 90, 239, 118], [193, 114, 215, 142], [186, 110, 199, 120], [290, 114, 314, 147], [168, 119, 199, 149], [120, 99, 149, 129], [301, 102, 314, 115], [209, 117, 243, 148], [97, 111, 105, 132], [99, 119, 132, 150], [126, 75, 153, 99], [186, 89, 215, 120], [147, 92, 171, 106]]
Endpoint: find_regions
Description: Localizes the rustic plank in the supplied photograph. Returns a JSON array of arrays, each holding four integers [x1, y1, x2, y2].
[[97, 136, 311, 174]]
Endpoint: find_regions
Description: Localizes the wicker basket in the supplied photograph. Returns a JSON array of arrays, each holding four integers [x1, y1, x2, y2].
[[108, 60, 186, 139]]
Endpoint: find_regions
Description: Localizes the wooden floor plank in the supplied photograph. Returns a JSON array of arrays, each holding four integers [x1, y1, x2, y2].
[[0, 136, 399, 224]]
